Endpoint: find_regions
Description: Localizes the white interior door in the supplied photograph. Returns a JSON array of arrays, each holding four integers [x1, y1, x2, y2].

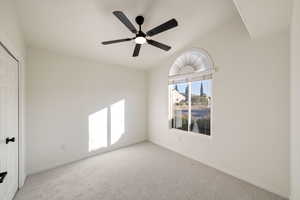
[[0, 45, 19, 200]]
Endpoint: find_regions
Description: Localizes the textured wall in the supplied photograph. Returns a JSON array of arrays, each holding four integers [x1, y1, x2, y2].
[[291, 0, 300, 199], [26, 47, 147, 174], [148, 18, 289, 198]]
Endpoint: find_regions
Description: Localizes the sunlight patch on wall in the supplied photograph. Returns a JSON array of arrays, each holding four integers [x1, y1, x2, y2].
[[110, 99, 125, 145], [88, 108, 108, 152]]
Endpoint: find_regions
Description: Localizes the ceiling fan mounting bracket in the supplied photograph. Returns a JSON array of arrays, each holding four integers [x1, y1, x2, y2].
[[135, 16, 144, 26]]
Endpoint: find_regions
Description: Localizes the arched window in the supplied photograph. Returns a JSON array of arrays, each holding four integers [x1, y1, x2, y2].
[[168, 49, 215, 136]]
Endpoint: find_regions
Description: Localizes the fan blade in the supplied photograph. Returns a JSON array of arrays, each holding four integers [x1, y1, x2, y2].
[[133, 44, 141, 57], [146, 18, 178, 37], [113, 11, 137, 34], [102, 38, 133, 45], [147, 39, 171, 51]]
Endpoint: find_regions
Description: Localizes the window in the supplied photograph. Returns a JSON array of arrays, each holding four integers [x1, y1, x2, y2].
[[168, 49, 215, 136], [169, 79, 212, 135]]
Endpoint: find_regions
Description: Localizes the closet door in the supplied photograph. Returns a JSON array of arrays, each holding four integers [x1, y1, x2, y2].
[[0, 45, 19, 200]]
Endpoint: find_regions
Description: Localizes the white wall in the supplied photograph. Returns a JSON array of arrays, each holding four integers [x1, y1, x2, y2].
[[0, 0, 27, 186], [148, 18, 289, 198], [291, 0, 300, 199], [26, 47, 147, 174]]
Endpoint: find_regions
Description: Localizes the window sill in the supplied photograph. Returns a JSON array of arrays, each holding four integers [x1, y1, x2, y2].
[[169, 128, 212, 138]]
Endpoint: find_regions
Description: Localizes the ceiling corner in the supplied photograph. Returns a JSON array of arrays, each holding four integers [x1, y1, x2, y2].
[[232, 0, 292, 39], [232, 0, 253, 39]]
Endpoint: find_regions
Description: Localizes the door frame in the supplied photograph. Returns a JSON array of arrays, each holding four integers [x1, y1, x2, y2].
[[0, 41, 20, 189]]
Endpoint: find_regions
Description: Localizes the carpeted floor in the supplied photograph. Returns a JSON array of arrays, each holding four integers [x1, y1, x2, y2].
[[15, 142, 286, 200]]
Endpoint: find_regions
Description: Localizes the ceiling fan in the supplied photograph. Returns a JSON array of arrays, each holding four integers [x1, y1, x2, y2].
[[102, 11, 178, 57]]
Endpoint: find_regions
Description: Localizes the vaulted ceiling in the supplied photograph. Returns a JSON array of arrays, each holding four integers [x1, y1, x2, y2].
[[14, 0, 291, 69], [233, 0, 292, 38]]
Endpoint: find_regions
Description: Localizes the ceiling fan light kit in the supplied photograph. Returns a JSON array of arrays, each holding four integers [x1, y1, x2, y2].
[[135, 36, 146, 44], [102, 11, 178, 57]]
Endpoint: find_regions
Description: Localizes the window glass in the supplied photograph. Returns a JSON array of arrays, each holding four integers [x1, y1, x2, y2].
[[170, 83, 189, 131], [190, 80, 212, 135]]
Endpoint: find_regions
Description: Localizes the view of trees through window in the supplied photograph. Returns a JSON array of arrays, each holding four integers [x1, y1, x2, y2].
[[170, 79, 212, 135]]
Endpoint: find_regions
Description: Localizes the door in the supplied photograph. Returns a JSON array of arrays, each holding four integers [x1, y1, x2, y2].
[[0, 44, 19, 200]]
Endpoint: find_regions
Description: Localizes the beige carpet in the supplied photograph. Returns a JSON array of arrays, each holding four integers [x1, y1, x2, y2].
[[15, 142, 286, 200]]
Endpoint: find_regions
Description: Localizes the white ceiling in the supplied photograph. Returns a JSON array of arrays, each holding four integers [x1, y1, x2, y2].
[[14, 0, 239, 69], [233, 0, 292, 39], [14, 0, 291, 69]]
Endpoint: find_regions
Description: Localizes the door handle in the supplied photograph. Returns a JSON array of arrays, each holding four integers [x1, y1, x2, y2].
[[6, 137, 15, 144], [0, 172, 7, 183]]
